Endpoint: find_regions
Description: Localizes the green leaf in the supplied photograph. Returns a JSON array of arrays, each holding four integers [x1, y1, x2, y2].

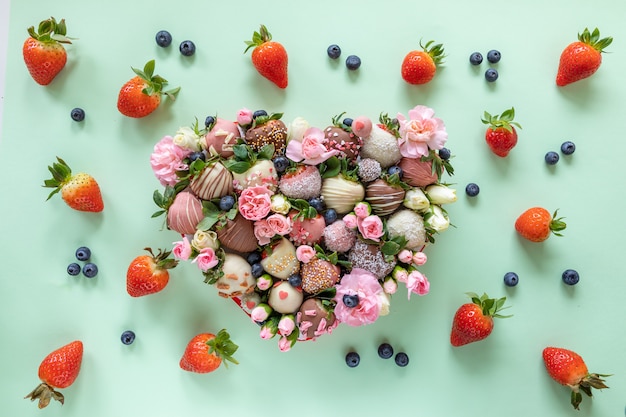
[[224, 161, 251, 174], [143, 60, 155, 79], [151, 210, 165, 218], [320, 156, 341, 179], [197, 213, 219, 231], [153, 190, 164, 207], [232, 144, 249, 160], [258, 144, 275, 160], [381, 240, 401, 256]]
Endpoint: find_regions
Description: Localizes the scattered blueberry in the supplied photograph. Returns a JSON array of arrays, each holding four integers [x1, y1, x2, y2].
[[246, 252, 262, 265], [503, 272, 519, 287], [75, 246, 91, 261], [562, 269, 580, 286], [288, 274, 302, 287], [155, 30, 172, 48], [82, 263, 98, 278], [219, 195, 235, 211], [121, 330, 136, 345], [67, 263, 81, 276], [308, 197, 325, 212], [465, 183, 480, 197], [251, 262, 264, 278], [378, 343, 394, 359], [345, 351, 360, 368], [560, 141, 576, 155], [343, 117, 353, 127], [188, 151, 206, 163], [179, 40, 196, 56], [439, 147, 451, 160], [387, 166, 403, 179], [272, 156, 290, 173], [395, 352, 409, 367], [469, 52, 483, 65], [485, 68, 499, 82], [487, 50, 501, 63], [253, 109, 268, 119], [204, 115, 215, 128], [70, 107, 85, 122], [346, 55, 361, 70], [327, 44, 341, 59], [342, 294, 359, 308], [545, 151, 560, 165], [323, 208, 338, 225]]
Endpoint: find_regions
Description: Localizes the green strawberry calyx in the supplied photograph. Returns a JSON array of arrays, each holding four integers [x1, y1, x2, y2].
[[549, 209, 567, 237], [27, 17, 74, 44], [578, 28, 612, 53], [482, 107, 522, 133], [206, 329, 239, 368], [570, 372, 611, 409], [132, 60, 180, 100], [244, 24, 273, 53], [43, 156, 74, 200], [144, 247, 179, 270], [420, 39, 446, 66], [466, 292, 512, 319]]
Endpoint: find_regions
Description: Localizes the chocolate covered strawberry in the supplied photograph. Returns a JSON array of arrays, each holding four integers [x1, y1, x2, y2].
[[244, 113, 288, 157], [482, 107, 522, 157], [515, 207, 566, 242], [23, 17, 72, 85], [179, 329, 239, 373], [244, 25, 288, 88], [44, 157, 104, 212], [324, 114, 362, 161], [450, 292, 510, 346], [556, 28, 612, 86], [117, 60, 179, 118]]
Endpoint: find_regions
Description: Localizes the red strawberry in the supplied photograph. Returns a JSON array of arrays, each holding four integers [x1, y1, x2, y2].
[[43, 157, 104, 212], [179, 329, 239, 373], [450, 292, 510, 347], [23, 17, 72, 85], [24, 340, 83, 409], [244, 25, 288, 89], [556, 28, 612, 86], [401, 39, 445, 85], [117, 60, 180, 118], [515, 207, 566, 242], [481, 107, 522, 157], [126, 247, 178, 297], [542, 347, 611, 409]]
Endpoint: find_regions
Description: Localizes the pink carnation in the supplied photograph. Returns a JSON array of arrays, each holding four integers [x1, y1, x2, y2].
[[333, 268, 384, 326], [397, 249, 413, 264], [413, 251, 428, 266], [260, 327, 275, 340], [278, 315, 296, 336], [172, 236, 192, 260], [254, 219, 274, 245], [357, 215, 384, 242], [239, 186, 273, 221], [343, 213, 358, 229], [405, 270, 430, 299], [266, 213, 292, 235], [150, 136, 191, 186], [296, 245, 316, 263], [285, 127, 338, 165], [193, 247, 219, 272], [251, 304, 271, 322], [237, 107, 253, 125], [354, 202, 371, 219], [396, 105, 447, 159], [383, 278, 398, 294], [278, 336, 292, 352]]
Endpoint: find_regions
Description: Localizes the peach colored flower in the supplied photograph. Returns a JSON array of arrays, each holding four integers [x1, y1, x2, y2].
[[358, 215, 384, 242], [286, 127, 338, 165], [266, 213, 292, 236], [296, 245, 316, 263], [238, 186, 273, 221], [396, 105, 447, 159], [150, 136, 191, 186], [193, 247, 219, 272], [172, 236, 192, 260], [254, 220, 274, 246]]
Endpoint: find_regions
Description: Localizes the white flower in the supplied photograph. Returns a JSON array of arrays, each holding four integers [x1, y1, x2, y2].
[[287, 117, 310, 143], [191, 229, 220, 251], [425, 205, 450, 232], [425, 184, 457, 205], [173, 126, 202, 151], [270, 194, 291, 215], [403, 188, 430, 212]]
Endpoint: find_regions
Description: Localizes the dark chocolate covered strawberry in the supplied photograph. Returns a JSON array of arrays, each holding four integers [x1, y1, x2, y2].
[[245, 113, 287, 157]]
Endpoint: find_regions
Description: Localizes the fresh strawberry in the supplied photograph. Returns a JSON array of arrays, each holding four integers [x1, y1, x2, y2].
[[401, 39, 445, 85], [24, 340, 83, 409], [126, 247, 178, 297], [244, 25, 288, 89], [515, 207, 566, 242], [542, 347, 610, 409], [556, 28, 612, 86], [43, 157, 104, 212], [23, 17, 72, 85], [450, 292, 510, 347], [179, 329, 239, 373], [117, 60, 180, 118], [481, 107, 522, 157]]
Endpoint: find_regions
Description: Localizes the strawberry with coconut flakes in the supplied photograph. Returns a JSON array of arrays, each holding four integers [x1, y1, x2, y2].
[[482, 107, 522, 157]]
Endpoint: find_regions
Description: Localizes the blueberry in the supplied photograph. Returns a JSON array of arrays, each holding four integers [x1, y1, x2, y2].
[[342, 294, 359, 308], [179, 40, 196, 56], [188, 151, 206, 163], [378, 343, 394, 359], [251, 262, 264, 278], [345, 351, 360, 368], [155, 30, 172, 48], [121, 330, 136, 345], [82, 263, 98, 278], [288, 274, 302, 287], [562, 269, 580, 286], [327, 44, 341, 59], [343, 118, 353, 127], [308, 197, 325, 212], [487, 49, 501, 63], [273, 156, 290, 173], [67, 263, 81, 276], [465, 183, 480, 197], [204, 115, 215, 128], [323, 208, 338, 225], [75, 246, 91, 261], [219, 195, 235, 211], [70, 107, 85, 122], [246, 252, 262, 265], [561, 141, 576, 155], [469, 52, 483, 65], [387, 166, 403, 179], [545, 151, 560, 165], [439, 147, 451, 160], [253, 109, 268, 119], [346, 55, 361, 70], [503, 272, 519, 287], [395, 352, 409, 367], [485, 68, 498, 82]]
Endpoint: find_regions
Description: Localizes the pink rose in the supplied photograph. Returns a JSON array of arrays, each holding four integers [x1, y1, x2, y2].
[[237, 107, 253, 125], [150, 136, 191, 186], [172, 236, 192, 260], [254, 219, 274, 245], [278, 336, 292, 352], [251, 304, 272, 322], [354, 202, 371, 219], [296, 245, 316, 263], [383, 278, 398, 294], [413, 251, 428, 266], [333, 268, 384, 326], [396, 105, 447, 159], [266, 213, 292, 236], [405, 270, 430, 299], [358, 215, 384, 242], [398, 249, 413, 264], [239, 186, 273, 221], [193, 247, 219, 272], [285, 127, 338, 165], [278, 315, 296, 336], [343, 213, 358, 229]]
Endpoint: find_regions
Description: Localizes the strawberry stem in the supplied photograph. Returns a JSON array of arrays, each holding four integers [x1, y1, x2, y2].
[[466, 292, 512, 318], [481, 107, 522, 133], [206, 329, 239, 368], [244, 24, 273, 53], [578, 28, 612, 52], [549, 209, 567, 237]]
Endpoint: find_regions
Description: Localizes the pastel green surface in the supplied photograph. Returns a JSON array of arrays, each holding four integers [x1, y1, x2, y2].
[[1, 0, 625, 416]]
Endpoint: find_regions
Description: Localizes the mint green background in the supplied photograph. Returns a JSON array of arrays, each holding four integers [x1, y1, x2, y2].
[[1, 0, 624, 416]]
